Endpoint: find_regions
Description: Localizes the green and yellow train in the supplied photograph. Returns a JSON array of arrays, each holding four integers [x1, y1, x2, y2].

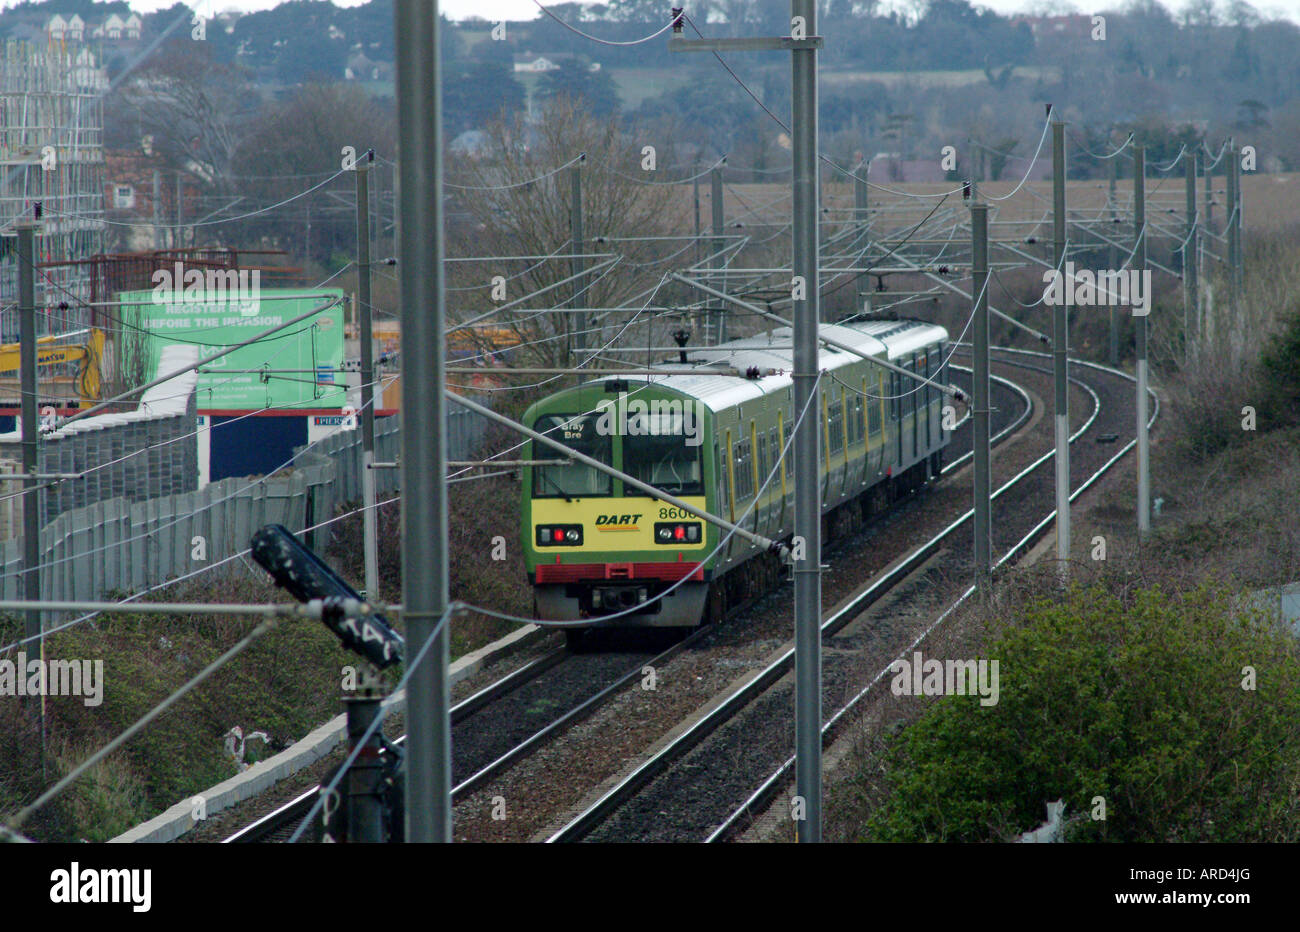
[[520, 318, 951, 634]]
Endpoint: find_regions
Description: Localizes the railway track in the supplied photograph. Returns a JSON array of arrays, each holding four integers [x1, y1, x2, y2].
[[219, 359, 1034, 844], [222, 634, 702, 842], [544, 349, 1149, 842]]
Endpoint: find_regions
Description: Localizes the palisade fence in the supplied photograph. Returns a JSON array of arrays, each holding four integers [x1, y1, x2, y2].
[[0, 399, 489, 626]]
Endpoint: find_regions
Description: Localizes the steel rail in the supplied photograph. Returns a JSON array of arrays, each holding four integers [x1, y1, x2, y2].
[[221, 646, 568, 843], [222, 626, 713, 842], [706, 349, 1157, 842], [545, 360, 1053, 842], [224, 358, 1036, 845]]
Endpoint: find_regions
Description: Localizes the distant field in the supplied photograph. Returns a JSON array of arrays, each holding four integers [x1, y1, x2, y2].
[[608, 67, 692, 110], [689, 172, 1300, 236], [820, 65, 1061, 89]]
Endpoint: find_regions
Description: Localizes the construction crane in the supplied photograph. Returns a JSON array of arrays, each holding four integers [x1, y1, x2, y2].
[[0, 328, 105, 401]]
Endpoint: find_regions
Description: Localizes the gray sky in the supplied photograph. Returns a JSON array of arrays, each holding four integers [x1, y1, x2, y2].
[[15, 0, 1300, 27]]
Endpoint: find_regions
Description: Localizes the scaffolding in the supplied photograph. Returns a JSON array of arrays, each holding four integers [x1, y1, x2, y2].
[[0, 38, 107, 342]]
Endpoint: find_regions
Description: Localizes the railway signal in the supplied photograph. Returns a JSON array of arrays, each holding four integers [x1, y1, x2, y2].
[[250, 523, 404, 669]]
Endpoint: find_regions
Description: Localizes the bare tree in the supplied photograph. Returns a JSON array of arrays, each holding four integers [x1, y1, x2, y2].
[[114, 40, 257, 191], [230, 83, 398, 262], [448, 98, 687, 370]]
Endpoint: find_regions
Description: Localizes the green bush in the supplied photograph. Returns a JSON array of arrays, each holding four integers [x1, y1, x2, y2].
[[864, 585, 1300, 842], [1259, 304, 1300, 432]]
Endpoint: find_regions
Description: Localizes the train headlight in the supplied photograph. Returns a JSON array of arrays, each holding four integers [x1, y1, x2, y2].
[[537, 524, 583, 546], [654, 522, 702, 544]]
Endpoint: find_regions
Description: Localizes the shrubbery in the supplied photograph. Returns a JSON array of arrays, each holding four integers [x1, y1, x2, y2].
[[863, 585, 1300, 842], [1258, 303, 1300, 431]]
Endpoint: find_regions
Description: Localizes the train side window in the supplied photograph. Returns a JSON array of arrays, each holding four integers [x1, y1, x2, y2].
[[828, 386, 844, 454], [909, 355, 918, 416], [868, 372, 882, 437], [927, 349, 934, 407], [734, 436, 753, 499]]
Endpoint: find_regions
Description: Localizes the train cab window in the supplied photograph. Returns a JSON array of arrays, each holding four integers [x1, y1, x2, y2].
[[532, 414, 611, 497], [623, 410, 704, 497]]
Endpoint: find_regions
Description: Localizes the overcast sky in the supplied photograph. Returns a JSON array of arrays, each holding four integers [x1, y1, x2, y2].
[[12, 0, 1300, 27]]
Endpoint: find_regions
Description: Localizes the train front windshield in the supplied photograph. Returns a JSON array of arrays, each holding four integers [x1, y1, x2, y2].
[[622, 411, 703, 497], [533, 414, 612, 497]]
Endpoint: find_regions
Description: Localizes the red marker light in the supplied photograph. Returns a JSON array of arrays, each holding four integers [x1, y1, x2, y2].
[[553, 529, 565, 542], [674, 525, 685, 540]]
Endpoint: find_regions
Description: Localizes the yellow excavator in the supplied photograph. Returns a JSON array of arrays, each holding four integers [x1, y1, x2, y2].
[[0, 328, 105, 401]]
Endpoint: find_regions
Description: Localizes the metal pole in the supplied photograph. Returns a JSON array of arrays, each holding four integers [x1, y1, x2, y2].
[[344, 691, 384, 842], [1134, 145, 1150, 535], [1108, 156, 1119, 367], [175, 171, 182, 249], [569, 163, 586, 362], [791, 0, 822, 844], [854, 169, 869, 316], [17, 222, 41, 690], [356, 159, 380, 600], [1185, 152, 1199, 360], [394, 0, 451, 844], [1227, 142, 1240, 314], [152, 169, 161, 251], [1051, 118, 1070, 573], [971, 203, 991, 590], [1205, 147, 1214, 235], [693, 164, 702, 265], [710, 165, 725, 343]]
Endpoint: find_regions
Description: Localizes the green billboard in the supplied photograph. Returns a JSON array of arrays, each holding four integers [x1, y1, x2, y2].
[[118, 287, 347, 411]]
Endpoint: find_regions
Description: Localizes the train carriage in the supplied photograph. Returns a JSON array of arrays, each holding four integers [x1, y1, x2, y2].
[[520, 318, 950, 634]]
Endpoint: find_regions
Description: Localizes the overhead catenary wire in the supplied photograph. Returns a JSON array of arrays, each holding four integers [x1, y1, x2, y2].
[[528, 0, 679, 46], [595, 153, 728, 187], [1067, 131, 1135, 161]]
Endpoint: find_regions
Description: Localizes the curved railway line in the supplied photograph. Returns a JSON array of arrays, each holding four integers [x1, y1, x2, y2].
[[217, 356, 1030, 844], [545, 348, 1152, 843]]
